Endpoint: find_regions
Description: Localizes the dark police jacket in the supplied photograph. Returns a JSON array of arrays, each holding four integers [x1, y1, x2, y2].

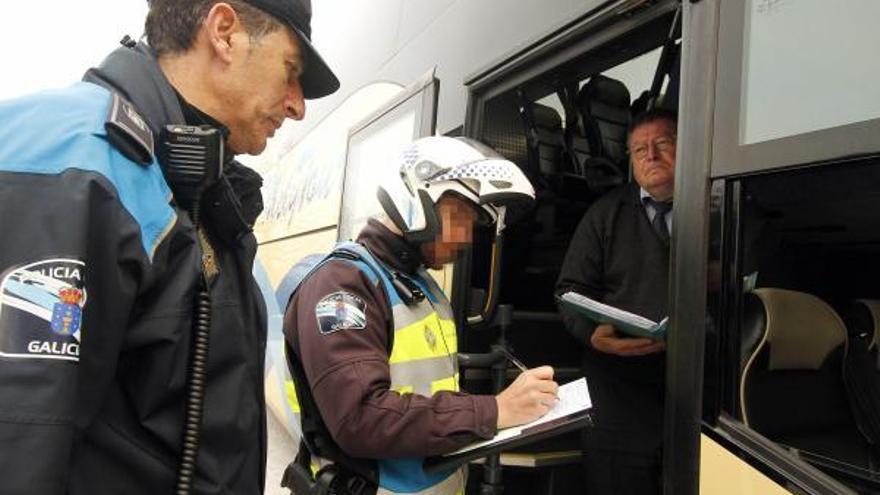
[[0, 42, 267, 494], [285, 220, 497, 459]]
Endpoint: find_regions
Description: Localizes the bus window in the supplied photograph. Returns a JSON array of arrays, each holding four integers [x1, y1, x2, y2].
[[739, 0, 880, 145], [713, 0, 880, 176], [337, 72, 438, 241], [719, 158, 880, 493], [248, 81, 402, 245]]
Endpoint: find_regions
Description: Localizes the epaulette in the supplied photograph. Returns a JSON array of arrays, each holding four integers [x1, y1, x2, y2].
[[105, 92, 154, 166]]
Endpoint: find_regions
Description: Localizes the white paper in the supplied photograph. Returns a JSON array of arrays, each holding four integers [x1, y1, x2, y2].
[[448, 377, 592, 455], [561, 292, 658, 330]]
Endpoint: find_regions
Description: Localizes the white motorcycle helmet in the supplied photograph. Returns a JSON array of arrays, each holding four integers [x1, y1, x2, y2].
[[377, 136, 535, 243]]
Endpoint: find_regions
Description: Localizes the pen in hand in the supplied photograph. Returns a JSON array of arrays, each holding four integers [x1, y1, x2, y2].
[[497, 346, 528, 373], [498, 348, 562, 408]]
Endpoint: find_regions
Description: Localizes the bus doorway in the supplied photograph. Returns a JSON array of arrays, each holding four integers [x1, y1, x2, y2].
[[452, 2, 682, 492]]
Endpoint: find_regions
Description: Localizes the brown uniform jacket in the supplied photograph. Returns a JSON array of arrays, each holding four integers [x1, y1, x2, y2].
[[283, 219, 498, 459]]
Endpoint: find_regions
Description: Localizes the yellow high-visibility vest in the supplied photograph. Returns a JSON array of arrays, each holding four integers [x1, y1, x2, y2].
[[287, 243, 464, 494]]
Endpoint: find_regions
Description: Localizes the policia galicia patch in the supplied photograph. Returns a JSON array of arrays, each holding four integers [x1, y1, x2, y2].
[[315, 291, 367, 335], [0, 258, 86, 362]]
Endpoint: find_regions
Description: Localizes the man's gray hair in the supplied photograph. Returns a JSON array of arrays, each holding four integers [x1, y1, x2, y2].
[[145, 0, 284, 56]]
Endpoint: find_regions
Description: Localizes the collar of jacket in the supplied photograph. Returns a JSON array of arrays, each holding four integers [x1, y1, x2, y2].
[[358, 219, 424, 275], [83, 41, 264, 245], [83, 41, 185, 138]]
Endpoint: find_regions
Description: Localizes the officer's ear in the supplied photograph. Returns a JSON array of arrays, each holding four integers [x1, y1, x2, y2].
[[202, 3, 241, 64]]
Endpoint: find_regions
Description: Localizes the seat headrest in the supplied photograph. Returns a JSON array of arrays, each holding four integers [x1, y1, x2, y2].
[[752, 288, 846, 370], [578, 75, 631, 124], [530, 103, 562, 130]]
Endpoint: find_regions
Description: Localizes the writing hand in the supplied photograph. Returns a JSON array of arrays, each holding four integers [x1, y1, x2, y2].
[[495, 366, 559, 429]]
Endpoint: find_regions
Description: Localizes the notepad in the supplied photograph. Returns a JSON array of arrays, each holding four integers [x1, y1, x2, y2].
[[448, 378, 592, 456], [424, 377, 592, 474], [557, 291, 667, 340]]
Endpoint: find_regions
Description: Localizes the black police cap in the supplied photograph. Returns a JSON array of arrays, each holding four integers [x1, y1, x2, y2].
[[242, 0, 339, 99]]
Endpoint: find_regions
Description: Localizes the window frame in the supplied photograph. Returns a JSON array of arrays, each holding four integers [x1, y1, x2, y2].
[[711, 0, 880, 178], [707, 170, 880, 494], [706, 415, 859, 495], [336, 70, 439, 242], [454, 0, 681, 328]]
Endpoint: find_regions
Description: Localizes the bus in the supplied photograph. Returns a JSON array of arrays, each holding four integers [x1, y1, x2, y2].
[[246, 1, 880, 493]]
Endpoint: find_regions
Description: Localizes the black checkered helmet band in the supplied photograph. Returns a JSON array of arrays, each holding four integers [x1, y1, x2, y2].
[[377, 136, 535, 242]]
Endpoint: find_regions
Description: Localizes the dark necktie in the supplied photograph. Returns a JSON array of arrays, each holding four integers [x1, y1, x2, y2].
[[645, 198, 672, 243]]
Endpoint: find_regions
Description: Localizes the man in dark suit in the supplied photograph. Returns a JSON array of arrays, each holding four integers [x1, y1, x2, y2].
[[556, 108, 678, 494]]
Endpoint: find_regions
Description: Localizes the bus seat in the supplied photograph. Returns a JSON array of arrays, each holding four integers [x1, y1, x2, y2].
[[574, 74, 631, 185], [522, 101, 590, 229], [507, 102, 591, 309], [841, 299, 880, 446], [740, 288, 870, 467], [528, 103, 566, 177]]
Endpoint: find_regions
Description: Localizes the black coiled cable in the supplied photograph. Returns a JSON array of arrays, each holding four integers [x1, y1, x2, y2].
[[175, 197, 213, 495]]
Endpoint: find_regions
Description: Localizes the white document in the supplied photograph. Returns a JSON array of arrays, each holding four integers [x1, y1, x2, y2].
[[448, 377, 592, 455], [558, 291, 668, 340], [561, 292, 659, 330]]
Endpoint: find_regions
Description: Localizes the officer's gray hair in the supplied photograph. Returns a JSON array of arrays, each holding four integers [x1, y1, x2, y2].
[[145, 0, 284, 56]]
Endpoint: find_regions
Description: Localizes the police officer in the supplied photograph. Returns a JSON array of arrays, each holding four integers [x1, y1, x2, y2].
[[0, 1, 337, 493], [284, 137, 560, 494]]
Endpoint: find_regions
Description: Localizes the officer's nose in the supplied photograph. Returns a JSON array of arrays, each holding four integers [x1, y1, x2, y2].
[[284, 80, 305, 121]]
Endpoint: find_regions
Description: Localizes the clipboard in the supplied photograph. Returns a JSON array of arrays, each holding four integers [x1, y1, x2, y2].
[[423, 409, 592, 475], [557, 291, 667, 340]]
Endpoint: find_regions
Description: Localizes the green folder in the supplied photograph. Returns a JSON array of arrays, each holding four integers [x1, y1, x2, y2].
[[557, 291, 667, 340]]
